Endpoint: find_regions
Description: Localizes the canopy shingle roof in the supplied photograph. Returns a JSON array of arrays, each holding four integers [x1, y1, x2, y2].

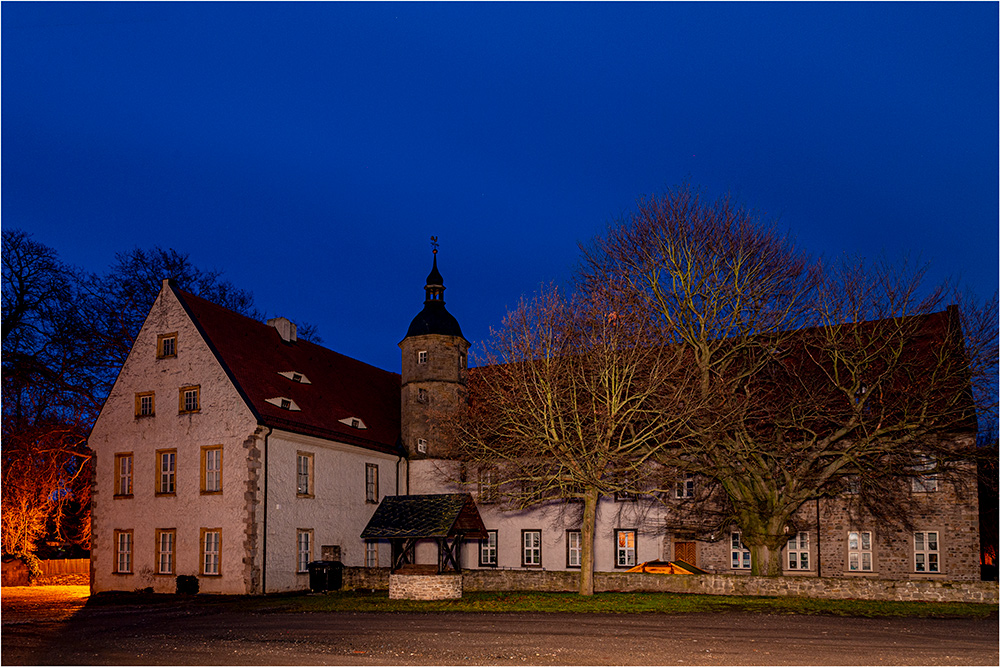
[[361, 493, 488, 539], [172, 285, 403, 456]]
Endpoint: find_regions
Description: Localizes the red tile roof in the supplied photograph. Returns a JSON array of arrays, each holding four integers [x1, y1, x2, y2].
[[173, 286, 403, 456]]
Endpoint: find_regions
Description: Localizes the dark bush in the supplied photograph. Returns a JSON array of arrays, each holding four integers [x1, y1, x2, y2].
[[176, 575, 199, 595]]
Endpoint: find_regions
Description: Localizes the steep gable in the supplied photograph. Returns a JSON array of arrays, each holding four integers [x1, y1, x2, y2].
[[171, 285, 402, 455]]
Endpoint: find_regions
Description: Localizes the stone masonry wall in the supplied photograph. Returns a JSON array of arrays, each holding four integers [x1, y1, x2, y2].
[[343, 567, 997, 604], [389, 572, 463, 600]]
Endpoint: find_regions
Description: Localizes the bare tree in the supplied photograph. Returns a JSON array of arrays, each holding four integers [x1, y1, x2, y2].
[[581, 186, 997, 575], [451, 285, 694, 594]]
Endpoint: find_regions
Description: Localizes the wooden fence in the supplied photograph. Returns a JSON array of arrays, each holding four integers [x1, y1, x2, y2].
[[1, 558, 90, 586]]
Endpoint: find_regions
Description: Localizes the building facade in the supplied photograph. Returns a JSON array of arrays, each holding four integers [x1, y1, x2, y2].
[[88, 255, 982, 594]]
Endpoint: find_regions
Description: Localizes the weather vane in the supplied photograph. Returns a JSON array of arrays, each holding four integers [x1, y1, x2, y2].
[[430, 235, 439, 254]]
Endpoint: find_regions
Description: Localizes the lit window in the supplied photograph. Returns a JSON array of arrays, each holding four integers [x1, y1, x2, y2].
[[365, 463, 379, 503], [114, 453, 133, 496], [787, 531, 810, 570], [522, 530, 541, 567], [914, 531, 940, 573], [297, 452, 313, 496], [156, 529, 176, 575], [135, 392, 155, 417], [156, 449, 176, 495], [366, 541, 379, 568], [616, 529, 636, 568], [157, 333, 177, 359], [675, 473, 694, 499], [566, 530, 582, 568], [848, 530, 873, 572], [201, 446, 222, 493], [179, 385, 200, 413], [731, 532, 751, 569], [297, 530, 312, 573], [417, 350, 428, 365], [114, 529, 133, 574], [480, 530, 498, 567], [201, 529, 221, 576]]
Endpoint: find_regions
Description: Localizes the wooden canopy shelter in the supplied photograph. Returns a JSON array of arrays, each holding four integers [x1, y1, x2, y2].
[[360, 493, 488, 573]]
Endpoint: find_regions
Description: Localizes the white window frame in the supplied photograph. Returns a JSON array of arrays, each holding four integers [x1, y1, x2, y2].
[[115, 453, 133, 496], [202, 446, 222, 493], [480, 530, 498, 567], [675, 473, 694, 499], [615, 529, 636, 568], [297, 529, 312, 573], [848, 530, 873, 572], [416, 438, 427, 454], [115, 530, 133, 574], [914, 531, 940, 573], [366, 540, 379, 568], [297, 452, 313, 496], [202, 529, 221, 576], [365, 463, 378, 503], [156, 529, 175, 575], [417, 350, 428, 365], [731, 532, 751, 569], [786, 531, 810, 570], [566, 530, 582, 568], [911, 456, 939, 493], [157, 449, 176, 494], [522, 530, 541, 567]]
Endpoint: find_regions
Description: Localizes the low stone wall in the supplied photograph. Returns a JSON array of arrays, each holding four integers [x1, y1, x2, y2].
[[389, 572, 463, 600], [345, 567, 998, 604]]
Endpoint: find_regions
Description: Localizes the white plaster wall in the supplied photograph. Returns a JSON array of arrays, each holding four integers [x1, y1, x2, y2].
[[263, 430, 404, 592], [408, 459, 671, 573], [89, 285, 259, 595]]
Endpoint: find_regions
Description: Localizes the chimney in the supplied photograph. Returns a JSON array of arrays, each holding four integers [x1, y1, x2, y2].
[[267, 317, 297, 343]]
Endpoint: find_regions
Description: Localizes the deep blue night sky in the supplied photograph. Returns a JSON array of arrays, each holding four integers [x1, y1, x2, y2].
[[4, 2, 997, 372]]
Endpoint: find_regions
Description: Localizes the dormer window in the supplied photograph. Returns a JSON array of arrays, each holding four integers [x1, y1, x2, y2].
[[338, 416, 367, 430], [265, 397, 301, 411], [277, 371, 311, 384]]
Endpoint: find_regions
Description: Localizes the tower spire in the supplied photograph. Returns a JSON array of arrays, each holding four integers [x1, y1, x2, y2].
[[424, 236, 445, 303]]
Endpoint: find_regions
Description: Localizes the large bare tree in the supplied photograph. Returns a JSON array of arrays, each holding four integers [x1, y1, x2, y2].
[[581, 187, 997, 575], [451, 285, 694, 594]]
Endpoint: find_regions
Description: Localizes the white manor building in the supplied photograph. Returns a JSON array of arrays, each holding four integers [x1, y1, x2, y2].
[[88, 253, 981, 594]]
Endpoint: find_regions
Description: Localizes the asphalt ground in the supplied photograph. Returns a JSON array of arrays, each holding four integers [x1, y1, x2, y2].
[[2, 586, 997, 666]]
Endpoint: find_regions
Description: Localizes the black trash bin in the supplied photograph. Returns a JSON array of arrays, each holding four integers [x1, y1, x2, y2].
[[328, 561, 343, 591], [306, 561, 331, 592]]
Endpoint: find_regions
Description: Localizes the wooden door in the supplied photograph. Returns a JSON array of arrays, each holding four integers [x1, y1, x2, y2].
[[674, 541, 696, 565]]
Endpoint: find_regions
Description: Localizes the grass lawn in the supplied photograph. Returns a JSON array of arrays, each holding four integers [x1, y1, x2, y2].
[[238, 589, 996, 618]]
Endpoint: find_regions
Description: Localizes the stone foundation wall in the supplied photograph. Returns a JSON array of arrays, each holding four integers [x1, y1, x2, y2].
[[389, 572, 463, 600], [344, 567, 997, 604]]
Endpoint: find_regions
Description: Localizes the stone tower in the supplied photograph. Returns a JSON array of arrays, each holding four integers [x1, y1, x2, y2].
[[400, 248, 469, 462]]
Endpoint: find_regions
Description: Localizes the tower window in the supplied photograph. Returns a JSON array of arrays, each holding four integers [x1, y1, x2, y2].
[[418, 388, 428, 404], [418, 350, 428, 365], [417, 438, 427, 454]]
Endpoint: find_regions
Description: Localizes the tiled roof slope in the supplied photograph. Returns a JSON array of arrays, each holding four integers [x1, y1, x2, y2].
[[361, 494, 488, 539], [173, 286, 403, 456]]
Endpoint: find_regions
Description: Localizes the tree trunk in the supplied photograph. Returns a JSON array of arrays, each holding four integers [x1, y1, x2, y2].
[[749, 540, 786, 577], [579, 485, 599, 595]]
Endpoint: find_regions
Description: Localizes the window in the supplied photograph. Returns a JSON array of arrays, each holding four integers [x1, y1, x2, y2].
[[566, 530, 582, 568], [417, 388, 428, 404], [297, 529, 313, 573], [731, 532, 751, 569], [201, 446, 222, 494], [366, 541, 379, 568], [459, 352, 466, 370], [848, 530, 873, 572], [114, 453, 133, 497], [296, 452, 313, 496], [478, 467, 497, 503], [675, 473, 694, 499], [156, 529, 176, 575], [157, 333, 177, 359], [114, 529, 133, 574], [417, 350, 428, 364], [179, 385, 200, 413], [480, 530, 498, 567], [135, 391, 155, 417], [365, 463, 378, 503], [280, 399, 291, 410], [914, 531, 940, 573], [201, 528, 221, 576], [292, 373, 302, 383], [615, 529, 636, 568], [911, 457, 938, 493], [417, 438, 427, 454], [156, 449, 176, 495], [522, 530, 541, 567], [787, 531, 810, 570]]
